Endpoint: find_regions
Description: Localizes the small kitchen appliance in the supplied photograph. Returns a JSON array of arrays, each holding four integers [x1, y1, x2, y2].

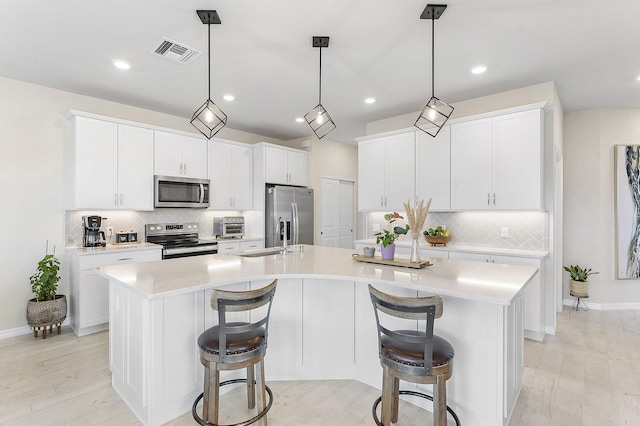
[[115, 231, 138, 244], [154, 175, 210, 208], [82, 215, 107, 249], [213, 216, 245, 239], [145, 222, 218, 260]]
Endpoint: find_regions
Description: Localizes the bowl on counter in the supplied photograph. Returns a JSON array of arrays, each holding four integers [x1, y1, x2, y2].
[[424, 235, 451, 246]]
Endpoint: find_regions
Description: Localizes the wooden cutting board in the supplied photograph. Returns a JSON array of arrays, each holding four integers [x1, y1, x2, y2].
[[352, 255, 432, 269]]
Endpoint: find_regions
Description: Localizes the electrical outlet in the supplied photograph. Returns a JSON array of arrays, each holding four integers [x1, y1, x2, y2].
[[107, 226, 114, 236], [372, 223, 380, 232], [501, 227, 509, 238]]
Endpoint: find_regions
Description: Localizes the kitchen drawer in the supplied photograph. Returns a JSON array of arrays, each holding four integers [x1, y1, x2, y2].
[[240, 240, 264, 251], [218, 242, 241, 253], [78, 249, 161, 270]]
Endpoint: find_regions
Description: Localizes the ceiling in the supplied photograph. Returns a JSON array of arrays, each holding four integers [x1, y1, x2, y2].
[[1, 0, 639, 144]]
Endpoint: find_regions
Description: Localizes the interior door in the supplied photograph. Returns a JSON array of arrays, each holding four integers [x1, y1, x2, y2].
[[338, 180, 354, 249], [320, 178, 339, 247]]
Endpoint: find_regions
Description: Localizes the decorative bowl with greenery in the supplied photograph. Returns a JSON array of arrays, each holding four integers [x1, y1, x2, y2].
[[563, 264, 598, 282], [374, 212, 410, 247]]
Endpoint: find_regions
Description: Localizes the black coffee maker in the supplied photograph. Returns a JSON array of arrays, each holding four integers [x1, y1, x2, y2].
[[82, 215, 106, 248]]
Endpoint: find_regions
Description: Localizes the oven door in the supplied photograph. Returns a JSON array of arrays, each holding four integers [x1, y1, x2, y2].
[[163, 244, 218, 259], [155, 175, 210, 208]]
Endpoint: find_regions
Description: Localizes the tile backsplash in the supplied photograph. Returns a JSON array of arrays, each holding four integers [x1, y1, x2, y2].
[[366, 210, 548, 251], [66, 209, 242, 247]]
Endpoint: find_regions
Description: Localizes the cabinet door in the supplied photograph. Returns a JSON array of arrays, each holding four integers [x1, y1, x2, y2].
[[208, 142, 233, 209], [264, 147, 289, 184], [74, 118, 118, 209], [230, 145, 253, 209], [181, 135, 208, 178], [154, 131, 183, 177], [79, 270, 110, 328], [358, 138, 386, 211], [240, 240, 264, 251], [448, 251, 491, 262], [218, 241, 240, 254], [384, 132, 416, 211], [287, 150, 308, 187], [415, 126, 450, 210], [493, 110, 543, 209], [492, 255, 543, 340], [451, 118, 493, 209], [118, 125, 154, 210]]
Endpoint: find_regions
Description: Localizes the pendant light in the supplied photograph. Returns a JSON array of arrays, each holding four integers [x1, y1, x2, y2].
[[415, 4, 454, 138], [191, 10, 227, 139], [305, 36, 336, 139]]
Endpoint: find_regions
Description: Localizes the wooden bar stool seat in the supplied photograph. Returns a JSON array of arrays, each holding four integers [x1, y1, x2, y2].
[[192, 280, 277, 426], [368, 284, 460, 426]]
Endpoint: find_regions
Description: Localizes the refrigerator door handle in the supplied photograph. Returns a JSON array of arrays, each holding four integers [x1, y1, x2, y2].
[[292, 202, 299, 245]]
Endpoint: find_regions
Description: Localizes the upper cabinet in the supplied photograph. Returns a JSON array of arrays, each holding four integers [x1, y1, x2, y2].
[[264, 145, 309, 187], [154, 131, 208, 179], [67, 116, 154, 210], [208, 140, 253, 210], [415, 126, 451, 211], [358, 132, 415, 211], [451, 109, 543, 210]]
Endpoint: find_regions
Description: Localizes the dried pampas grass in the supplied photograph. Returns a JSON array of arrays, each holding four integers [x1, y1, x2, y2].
[[404, 198, 432, 239]]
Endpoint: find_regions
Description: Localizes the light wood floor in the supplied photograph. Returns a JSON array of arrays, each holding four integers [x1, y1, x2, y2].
[[1, 307, 639, 425]]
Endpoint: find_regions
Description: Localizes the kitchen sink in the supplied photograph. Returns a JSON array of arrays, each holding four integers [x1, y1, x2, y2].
[[235, 246, 304, 257]]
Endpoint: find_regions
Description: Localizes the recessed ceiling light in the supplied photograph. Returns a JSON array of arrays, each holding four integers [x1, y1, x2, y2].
[[113, 60, 131, 70], [295, 117, 304, 123], [364, 97, 376, 104], [223, 94, 235, 101], [636, 75, 640, 81], [471, 65, 487, 74]]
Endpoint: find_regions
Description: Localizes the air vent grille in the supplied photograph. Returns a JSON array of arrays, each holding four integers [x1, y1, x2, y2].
[[150, 37, 201, 65]]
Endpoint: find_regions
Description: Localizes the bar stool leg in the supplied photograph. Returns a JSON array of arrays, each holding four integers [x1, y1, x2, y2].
[[255, 359, 268, 426], [381, 366, 393, 426], [202, 363, 220, 424], [391, 375, 400, 423], [247, 365, 256, 409], [434, 374, 447, 426]]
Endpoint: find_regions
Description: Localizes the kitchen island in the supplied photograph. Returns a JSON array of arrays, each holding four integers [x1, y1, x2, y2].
[[98, 245, 538, 426]]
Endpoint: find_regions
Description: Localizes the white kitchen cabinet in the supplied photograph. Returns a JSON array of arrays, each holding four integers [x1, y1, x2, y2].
[[415, 126, 451, 210], [208, 141, 253, 210], [450, 109, 543, 210], [358, 132, 415, 211], [68, 247, 161, 337], [240, 240, 264, 251], [154, 131, 208, 179], [217, 239, 265, 254], [67, 116, 154, 210], [264, 145, 308, 186], [449, 251, 544, 341]]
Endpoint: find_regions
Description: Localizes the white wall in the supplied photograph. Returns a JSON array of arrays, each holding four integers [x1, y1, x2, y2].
[[564, 109, 640, 307], [0, 75, 286, 335]]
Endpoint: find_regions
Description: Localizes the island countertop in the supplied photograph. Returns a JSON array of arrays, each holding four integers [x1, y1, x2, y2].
[[98, 244, 537, 305]]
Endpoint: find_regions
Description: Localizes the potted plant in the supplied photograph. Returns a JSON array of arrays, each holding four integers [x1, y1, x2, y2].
[[374, 212, 409, 260], [563, 264, 598, 298], [27, 242, 67, 338]]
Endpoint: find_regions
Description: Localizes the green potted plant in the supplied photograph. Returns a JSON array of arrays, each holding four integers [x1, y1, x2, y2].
[[374, 212, 409, 260], [27, 242, 67, 338], [563, 264, 598, 298]]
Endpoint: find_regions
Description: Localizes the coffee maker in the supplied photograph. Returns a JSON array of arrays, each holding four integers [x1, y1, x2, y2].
[[82, 215, 106, 249]]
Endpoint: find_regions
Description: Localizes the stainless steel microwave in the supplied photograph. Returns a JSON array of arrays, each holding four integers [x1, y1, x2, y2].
[[154, 175, 210, 208]]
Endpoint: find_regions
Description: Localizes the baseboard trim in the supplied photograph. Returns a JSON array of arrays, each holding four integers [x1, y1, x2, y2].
[[562, 298, 640, 311], [0, 318, 70, 340], [544, 325, 556, 336]]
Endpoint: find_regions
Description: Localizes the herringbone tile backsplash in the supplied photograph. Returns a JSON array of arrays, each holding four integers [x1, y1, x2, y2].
[[366, 210, 548, 251]]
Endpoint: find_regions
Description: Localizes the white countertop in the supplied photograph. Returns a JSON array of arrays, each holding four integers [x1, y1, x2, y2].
[[97, 245, 538, 305], [354, 239, 548, 259], [66, 242, 162, 255]]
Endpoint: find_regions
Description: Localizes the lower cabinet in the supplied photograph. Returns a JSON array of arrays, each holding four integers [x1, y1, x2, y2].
[[69, 248, 161, 336]]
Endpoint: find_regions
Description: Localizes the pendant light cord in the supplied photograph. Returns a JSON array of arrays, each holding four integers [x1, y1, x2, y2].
[[208, 23, 211, 100], [318, 46, 323, 106], [431, 14, 435, 98]]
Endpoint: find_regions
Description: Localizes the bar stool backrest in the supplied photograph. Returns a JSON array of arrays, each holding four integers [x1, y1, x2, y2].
[[368, 284, 443, 376], [209, 280, 277, 363]]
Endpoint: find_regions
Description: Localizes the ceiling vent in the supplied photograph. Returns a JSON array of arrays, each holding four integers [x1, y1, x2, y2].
[[150, 37, 201, 65]]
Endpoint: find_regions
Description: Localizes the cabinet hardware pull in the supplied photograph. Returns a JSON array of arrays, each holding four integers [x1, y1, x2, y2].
[[493, 193, 496, 205], [184, 164, 187, 175], [120, 193, 123, 205], [114, 193, 118, 206], [179, 163, 183, 174], [487, 193, 490, 205], [117, 257, 133, 261]]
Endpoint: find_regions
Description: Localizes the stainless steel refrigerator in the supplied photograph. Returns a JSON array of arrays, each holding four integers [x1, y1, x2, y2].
[[265, 185, 314, 248]]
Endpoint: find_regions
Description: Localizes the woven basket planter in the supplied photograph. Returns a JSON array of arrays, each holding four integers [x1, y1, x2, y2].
[[424, 235, 451, 246], [569, 280, 588, 298], [27, 295, 67, 327]]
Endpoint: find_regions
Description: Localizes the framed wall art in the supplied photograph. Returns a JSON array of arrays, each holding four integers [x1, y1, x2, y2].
[[615, 144, 640, 279]]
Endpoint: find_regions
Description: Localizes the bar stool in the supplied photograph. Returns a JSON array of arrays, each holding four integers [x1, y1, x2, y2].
[[192, 279, 277, 426], [368, 284, 460, 426]]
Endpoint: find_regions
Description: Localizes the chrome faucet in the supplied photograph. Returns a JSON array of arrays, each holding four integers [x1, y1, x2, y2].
[[278, 216, 287, 253]]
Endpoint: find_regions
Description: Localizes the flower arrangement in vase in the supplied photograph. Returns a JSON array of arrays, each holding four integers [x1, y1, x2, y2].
[[374, 212, 409, 260]]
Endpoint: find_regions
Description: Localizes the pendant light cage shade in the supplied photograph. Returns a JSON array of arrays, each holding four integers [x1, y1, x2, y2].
[[415, 96, 454, 137], [191, 99, 227, 139], [305, 104, 336, 139]]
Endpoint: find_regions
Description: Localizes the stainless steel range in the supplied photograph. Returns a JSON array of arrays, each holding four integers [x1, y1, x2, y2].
[[145, 222, 218, 259]]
